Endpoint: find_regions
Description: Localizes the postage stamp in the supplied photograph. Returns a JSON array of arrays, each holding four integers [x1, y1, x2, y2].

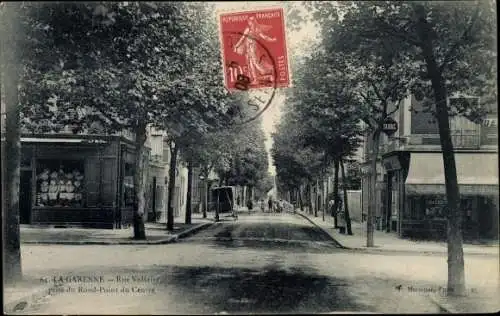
[[218, 7, 291, 91], [218, 7, 290, 124]]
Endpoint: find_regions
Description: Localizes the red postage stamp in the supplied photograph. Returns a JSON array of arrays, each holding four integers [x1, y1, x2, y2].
[[219, 7, 290, 91]]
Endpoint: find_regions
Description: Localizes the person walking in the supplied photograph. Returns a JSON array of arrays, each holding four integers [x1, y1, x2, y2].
[[268, 197, 273, 213], [246, 199, 253, 212]]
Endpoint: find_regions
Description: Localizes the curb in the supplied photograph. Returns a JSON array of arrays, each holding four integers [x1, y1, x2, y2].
[[21, 222, 213, 245], [176, 222, 213, 239], [428, 295, 456, 314], [295, 212, 347, 249], [296, 212, 499, 257], [4, 284, 59, 313]]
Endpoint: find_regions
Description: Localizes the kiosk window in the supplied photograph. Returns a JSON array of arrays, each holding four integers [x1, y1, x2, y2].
[[36, 159, 85, 207]]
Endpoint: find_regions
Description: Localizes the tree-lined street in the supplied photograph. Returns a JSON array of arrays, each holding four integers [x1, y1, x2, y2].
[[1, 1, 498, 314], [11, 212, 498, 314]]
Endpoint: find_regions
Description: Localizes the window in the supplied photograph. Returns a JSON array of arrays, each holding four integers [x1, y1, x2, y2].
[[423, 195, 447, 219], [408, 197, 424, 220], [35, 159, 85, 207]]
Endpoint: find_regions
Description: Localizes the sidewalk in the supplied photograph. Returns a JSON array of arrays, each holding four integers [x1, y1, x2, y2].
[[297, 210, 499, 256], [4, 277, 58, 314], [20, 214, 213, 245], [298, 210, 500, 313], [6, 215, 214, 312]]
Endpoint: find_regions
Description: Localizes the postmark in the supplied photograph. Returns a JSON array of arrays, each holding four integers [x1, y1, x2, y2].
[[218, 7, 290, 124]]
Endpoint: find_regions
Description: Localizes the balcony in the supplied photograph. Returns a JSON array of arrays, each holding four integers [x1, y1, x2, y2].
[[150, 154, 163, 163], [407, 130, 480, 149], [451, 130, 481, 148]]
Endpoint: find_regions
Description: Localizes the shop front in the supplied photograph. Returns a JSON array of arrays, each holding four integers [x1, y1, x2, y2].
[[402, 151, 499, 240], [381, 152, 410, 234], [21, 134, 137, 229]]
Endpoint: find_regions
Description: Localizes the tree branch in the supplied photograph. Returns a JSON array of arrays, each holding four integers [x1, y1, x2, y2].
[[375, 17, 422, 47], [439, 1, 481, 73], [368, 79, 386, 105]]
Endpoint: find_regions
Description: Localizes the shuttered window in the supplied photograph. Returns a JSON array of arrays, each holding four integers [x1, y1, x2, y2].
[[101, 157, 117, 207], [85, 157, 100, 207]]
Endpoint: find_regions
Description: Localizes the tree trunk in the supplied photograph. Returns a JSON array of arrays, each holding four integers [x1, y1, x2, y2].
[[215, 189, 220, 222], [308, 182, 313, 214], [325, 175, 330, 222], [298, 185, 304, 211], [321, 176, 325, 221], [202, 179, 208, 218], [151, 177, 157, 222], [314, 179, 318, 217], [1, 3, 22, 283], [386, 172, 393, 233], [333, 158, 340, 227], [367, 130, 381, 247], [166, 142, 178, 231], [185, 159, 193, 224], [416, 8, 465, 295], [132, 123, 148, 240], [341, 159, 353, 235]]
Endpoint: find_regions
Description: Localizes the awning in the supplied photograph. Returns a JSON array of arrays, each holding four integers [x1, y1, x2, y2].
[[405, 152, 499, 195], [21, 137, 107, 144]]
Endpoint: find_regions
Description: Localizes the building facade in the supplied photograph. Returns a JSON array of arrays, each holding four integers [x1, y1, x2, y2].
[[145, 128, 190, 224], [364, 95, 499, 240], [19, 133, 138, 228]]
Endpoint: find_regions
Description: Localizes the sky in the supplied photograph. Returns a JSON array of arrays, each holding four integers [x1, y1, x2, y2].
[[214, 1, 319, 175]]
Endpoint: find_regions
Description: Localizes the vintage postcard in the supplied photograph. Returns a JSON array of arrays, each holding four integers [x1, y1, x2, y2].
[[1, 1, 498, 315]]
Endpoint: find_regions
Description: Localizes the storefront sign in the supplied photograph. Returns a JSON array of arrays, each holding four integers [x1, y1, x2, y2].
[[82, 139, 107, 144], [481, 115, 498, 146], [382, 117, 398, 136]]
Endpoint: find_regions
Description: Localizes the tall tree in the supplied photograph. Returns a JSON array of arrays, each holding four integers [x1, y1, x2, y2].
[[18, 2, 237, 235], [340, 158, 353, 235], [307, 0, 496, 295], [1, 2, 23, 284], [281, 43, 364, 228]]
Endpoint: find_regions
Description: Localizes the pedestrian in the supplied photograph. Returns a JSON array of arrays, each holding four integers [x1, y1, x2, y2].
[[246, 199, 253, 211], [237, 195, 241, 207], [268, 197, 273, 213], [328, 199, 335, 216]]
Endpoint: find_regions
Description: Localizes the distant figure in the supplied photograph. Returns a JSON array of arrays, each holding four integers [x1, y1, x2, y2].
[[278, 199, 284, 213], [268, 198, 273, 213], [246, 199, 253, 211], [237, 196, 241, 207], [260, 199, 265, 211], [328, 199, 335, 217]]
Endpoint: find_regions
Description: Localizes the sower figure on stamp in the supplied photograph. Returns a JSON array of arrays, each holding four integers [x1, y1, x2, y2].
[[233, 16, 276, 85]]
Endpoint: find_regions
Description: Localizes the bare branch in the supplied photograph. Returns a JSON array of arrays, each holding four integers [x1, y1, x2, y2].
[[439, 1, 481, 73]]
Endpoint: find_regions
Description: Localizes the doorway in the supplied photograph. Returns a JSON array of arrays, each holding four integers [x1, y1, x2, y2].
[[20, 170, 32, 224]]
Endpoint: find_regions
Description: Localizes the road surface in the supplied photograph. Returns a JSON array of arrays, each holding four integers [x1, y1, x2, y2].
[[13, 212, 497, 314]]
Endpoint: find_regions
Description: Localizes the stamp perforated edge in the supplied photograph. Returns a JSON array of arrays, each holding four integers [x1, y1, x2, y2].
[[215, 5, 292, 90]]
